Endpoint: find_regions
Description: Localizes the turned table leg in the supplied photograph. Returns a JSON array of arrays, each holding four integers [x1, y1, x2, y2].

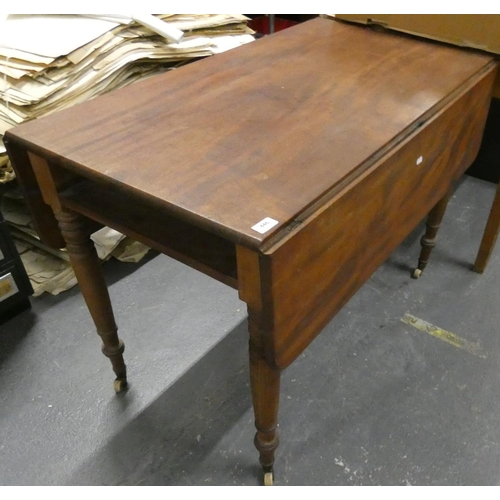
[[412, 190, 452, 279], [473, 180, 500, 273], [55, 208, 127, 392], [248, 310, 281, 486]]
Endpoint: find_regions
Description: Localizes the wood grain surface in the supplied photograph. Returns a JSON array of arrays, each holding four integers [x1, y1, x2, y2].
[[258, 68, 495, 369], [5, 18, 494, 249]]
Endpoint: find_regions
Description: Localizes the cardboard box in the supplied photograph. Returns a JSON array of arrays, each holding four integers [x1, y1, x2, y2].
[[336, 15, 500, 96]]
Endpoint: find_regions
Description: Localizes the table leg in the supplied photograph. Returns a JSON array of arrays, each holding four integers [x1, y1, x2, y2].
[[55, 208, 127, 392], [248, 310, 281, 486], [473, 180, 500, 273], [412, 190, 452, 279]]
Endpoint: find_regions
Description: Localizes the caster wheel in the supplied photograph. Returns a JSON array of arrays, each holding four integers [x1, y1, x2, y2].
[[113, 378, 128, 393], [412, 268, 422, 279], [264, 471, 274, 486]]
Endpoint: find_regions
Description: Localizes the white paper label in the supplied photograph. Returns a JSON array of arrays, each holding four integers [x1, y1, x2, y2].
[[416, 156, 423, 165], [0, 273, 18, 301], [251, 217, 279, 234]]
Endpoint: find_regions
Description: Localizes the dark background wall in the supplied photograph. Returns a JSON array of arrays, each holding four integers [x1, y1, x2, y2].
[[466, 97, 500, 184]]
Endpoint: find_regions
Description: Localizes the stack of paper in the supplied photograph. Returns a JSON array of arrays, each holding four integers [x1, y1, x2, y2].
[[13, 235, 151, 296], [2, 187, 150, 295], [0, 14, 255, 181], [0, 14, 254, 294]]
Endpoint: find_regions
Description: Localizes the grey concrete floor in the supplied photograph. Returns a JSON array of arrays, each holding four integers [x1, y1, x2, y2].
[[1, 174, 500, 486]]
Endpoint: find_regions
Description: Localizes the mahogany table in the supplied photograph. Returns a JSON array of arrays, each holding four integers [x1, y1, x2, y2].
[[4, 18, 496, 485], [473, 180, 500, 273]]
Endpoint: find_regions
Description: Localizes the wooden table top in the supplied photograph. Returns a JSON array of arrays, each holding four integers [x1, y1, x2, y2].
[[6, 17, 493, 249]]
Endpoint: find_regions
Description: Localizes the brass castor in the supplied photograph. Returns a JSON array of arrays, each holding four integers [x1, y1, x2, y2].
[[264, 471, 274, 486], [113, 378, 128, 393], [412, 268, 422, 279]]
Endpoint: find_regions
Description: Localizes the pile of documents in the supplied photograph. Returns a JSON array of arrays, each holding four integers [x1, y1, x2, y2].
[[0, 14, 254, 294], [2, 187, 151, 295], [0, 13, 255, 181]]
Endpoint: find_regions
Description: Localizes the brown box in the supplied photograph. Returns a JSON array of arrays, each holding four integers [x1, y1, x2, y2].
[[335, 15, 500, 96]]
